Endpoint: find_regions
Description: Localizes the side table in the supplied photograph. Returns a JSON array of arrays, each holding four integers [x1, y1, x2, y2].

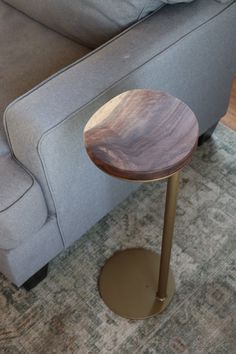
[[84, 89, 199, 319]]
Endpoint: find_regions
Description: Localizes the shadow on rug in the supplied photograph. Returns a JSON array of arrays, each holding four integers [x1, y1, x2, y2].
[[0, 124, 235, 354]]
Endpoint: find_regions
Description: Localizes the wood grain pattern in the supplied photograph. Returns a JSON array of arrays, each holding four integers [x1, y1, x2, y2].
[[221, 76, 236, 131], [84, 90, 199, 181]]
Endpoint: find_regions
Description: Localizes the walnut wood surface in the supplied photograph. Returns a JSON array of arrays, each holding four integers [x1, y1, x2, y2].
[[221, 76, 236, 131], [84, 90, 199, 181]]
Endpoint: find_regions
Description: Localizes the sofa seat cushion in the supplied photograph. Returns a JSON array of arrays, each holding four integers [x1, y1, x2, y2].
[[0, 0, 90, 156], [0, 154, 48, 250], [3, 0, 165, 49]]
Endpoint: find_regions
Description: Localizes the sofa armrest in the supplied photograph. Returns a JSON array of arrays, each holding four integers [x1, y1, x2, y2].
[[4, 0, 236, 212]]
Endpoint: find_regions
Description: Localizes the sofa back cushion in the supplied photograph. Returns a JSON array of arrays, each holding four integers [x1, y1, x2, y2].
[[4, 0, 164, 48]]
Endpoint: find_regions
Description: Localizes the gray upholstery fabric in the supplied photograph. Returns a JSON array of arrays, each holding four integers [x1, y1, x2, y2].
[[0, 216, 63, 286], [0, 0, 90, 156], [3, 0, 164, 48], [0, 154, 48, 250], [41, 125, 139, 247], [4, 0, 236, 250], [0, 154, 32, 211], [162, 0, 194, 3]]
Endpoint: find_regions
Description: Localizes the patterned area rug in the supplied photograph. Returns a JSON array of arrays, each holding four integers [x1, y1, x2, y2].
[[0, 124, 236, 354]]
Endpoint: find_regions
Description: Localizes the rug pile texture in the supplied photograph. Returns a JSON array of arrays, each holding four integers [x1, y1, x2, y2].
[[0, 124, 235, 353]]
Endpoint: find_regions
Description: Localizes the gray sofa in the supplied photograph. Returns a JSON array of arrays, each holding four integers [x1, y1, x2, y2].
[[0, 0, 235, 288]]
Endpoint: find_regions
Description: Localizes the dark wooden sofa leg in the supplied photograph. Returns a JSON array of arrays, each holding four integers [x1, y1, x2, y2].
[[23, 264, 49, 291], [198, 123, 218, 146]]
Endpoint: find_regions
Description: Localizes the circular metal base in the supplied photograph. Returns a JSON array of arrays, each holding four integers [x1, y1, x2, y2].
[[99, 248, 175, 320]]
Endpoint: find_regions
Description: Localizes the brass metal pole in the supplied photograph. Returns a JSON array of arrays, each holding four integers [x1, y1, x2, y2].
[[157, 171, 180, 301]]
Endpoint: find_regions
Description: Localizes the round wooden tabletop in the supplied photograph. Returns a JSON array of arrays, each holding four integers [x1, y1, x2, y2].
[[84, 89, 199, 181]]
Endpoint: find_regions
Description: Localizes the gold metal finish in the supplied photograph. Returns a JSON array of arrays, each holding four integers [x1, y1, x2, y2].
[[157, 171, 180, 300], [103, 167, 180, 184], [98, 171, 180, 319], [99, 248, 175, 320]]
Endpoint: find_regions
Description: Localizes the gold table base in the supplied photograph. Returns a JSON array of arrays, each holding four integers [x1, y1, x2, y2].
[[99, 248, 175, 320], [99, 171, 180, 320]]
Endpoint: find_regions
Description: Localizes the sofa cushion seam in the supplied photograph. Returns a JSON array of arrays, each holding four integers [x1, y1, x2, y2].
[[3, 118, 65, 248], [0, 177, 34, 213], [37, 143, 66, 248]]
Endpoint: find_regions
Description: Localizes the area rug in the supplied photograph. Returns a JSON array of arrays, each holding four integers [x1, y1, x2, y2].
[[0, 124, 235, 354]]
